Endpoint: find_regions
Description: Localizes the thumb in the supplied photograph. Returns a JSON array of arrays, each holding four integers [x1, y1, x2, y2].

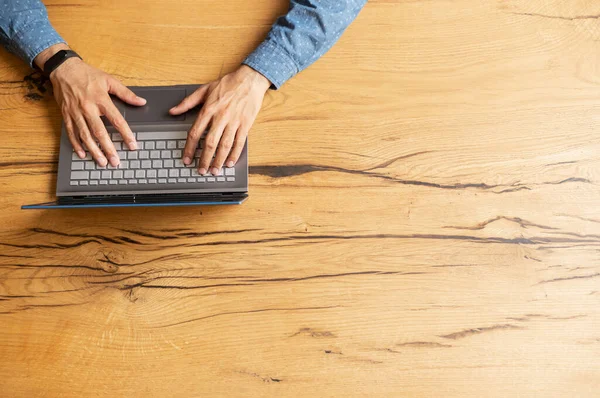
[[108, 78, 146, 106], [170, 84, 209, 115]]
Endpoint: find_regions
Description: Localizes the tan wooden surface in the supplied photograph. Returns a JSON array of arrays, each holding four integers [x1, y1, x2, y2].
[[1, 0, 600, 396]]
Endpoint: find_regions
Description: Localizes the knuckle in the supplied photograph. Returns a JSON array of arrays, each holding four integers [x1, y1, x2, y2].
[[221, 137, 234, 149], [204, 138, 218, 150]]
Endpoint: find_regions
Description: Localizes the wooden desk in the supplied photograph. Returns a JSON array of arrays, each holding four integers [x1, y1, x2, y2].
[[1, 1, 599, 396]]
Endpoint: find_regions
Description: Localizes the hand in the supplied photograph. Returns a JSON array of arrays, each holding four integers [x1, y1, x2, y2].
[[37, 44, 146, 167], [170, 65, 271, 175]]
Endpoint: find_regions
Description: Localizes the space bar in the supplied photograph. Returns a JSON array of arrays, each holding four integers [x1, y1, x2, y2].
[[136, 131, 188, 140]]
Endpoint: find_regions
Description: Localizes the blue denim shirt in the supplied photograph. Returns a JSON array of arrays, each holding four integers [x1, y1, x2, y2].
[[0, 0, 366, 88]]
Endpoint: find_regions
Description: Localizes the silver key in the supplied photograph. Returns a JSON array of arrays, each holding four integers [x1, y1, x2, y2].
[[191, 168, 200, 176], [127, 151, 138, 160], [139, 151, 149, 159], [164, 160, 174, 168], [161, 150, 171, 159], [169, 169, 179, 177], [70, 171, 89, 180], [109, 180, 118, 185], [124, 170, 134, 179], [187, 178, 195, 183], [175, 159, 184, 168], [70, 181, 78, 186], [180, 168, 190, 177], [217, 177, 225, 182], [85, 161, 96, 170], [149, 179, 157, 184], [147, 170, 157, 178], [111, 133, 123, 141], [72, 152, 81, 160], [173, 150, 182, 158], [158, 178, 167, 184], [121, 160, 129, 169], [167, 141, 176, 149], [114, 142, 122, 150], [141, 160, 152, 169], [225, 167, 235, 176], [135, 170, 146, 178], [158, 169, 168, 178], [130, 160, 140, 168], [90, 171, 101, 179], [113, 170, 124, 179], [137, 131, 187, 140], [139, 179, 147, 184], [71, 162, 84, 170], [226, 177, 235, 182], [156, 141, 166, 149], [80, 180, 89, 186], [83, 153, 93, 161], [100, 180, 108, 185], [145, 141, 155, 150], [197, 177, 206, 183], [178, 178, 186, 183], [177, 140, 186, 149], [117, 151, 127, 159], [129, 179, 138, 184], [90, 180, 99, 185], [150, 150, 160, 159], [207, 177, 216, 182], [168, 178, 177, 183], [152, 160, 162, 168]]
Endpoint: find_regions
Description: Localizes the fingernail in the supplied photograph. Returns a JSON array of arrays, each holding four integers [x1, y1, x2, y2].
[[77, 150, 85, 158], [110, 156, 120, 167], [129, 141, 138, 150], [199, 168, 207, 175], [226, 161, 234, 168], [183, 156, 191, 165], [138, 97, 147, 104], [98, 157, 108, 167], [211, 167, 219, 175]]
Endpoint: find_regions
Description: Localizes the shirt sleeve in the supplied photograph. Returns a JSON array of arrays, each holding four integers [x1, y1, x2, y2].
[[0, 0, 65, 67], [243, 0, 367, 89]]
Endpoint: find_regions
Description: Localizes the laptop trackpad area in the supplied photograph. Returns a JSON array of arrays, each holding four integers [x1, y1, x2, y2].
[[124, 88, 187, 123]]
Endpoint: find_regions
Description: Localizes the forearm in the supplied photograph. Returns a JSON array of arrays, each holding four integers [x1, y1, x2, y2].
[[0, 0, 65, 67], [243, 0, 367, 89]]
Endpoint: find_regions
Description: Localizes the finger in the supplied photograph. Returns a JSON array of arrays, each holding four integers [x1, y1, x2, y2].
[[225, 123, 249, 167], [84, 111, 119, 167], [64, 114, 85, 158], [74, 116, 107, 167], [182, 110, 212, 166], [100, 100, 137, 150], [108, 78, 146, 106], [199, 118, 227, 175], [170, 85, 209, 115], [211, 123, 238, 172]]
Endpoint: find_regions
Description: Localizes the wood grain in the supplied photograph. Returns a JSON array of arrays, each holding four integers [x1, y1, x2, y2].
[[1, 0, 600, 396]]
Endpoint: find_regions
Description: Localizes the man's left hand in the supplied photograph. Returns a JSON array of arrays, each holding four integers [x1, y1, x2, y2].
[[170, 65, 271, 175]]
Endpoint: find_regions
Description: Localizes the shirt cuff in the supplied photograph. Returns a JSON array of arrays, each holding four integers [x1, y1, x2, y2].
[[14, 19, 65, 68], [242, 39, 299, 90]]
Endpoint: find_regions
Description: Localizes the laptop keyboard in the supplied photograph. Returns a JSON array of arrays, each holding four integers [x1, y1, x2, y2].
[[68, 131, 235, 186]]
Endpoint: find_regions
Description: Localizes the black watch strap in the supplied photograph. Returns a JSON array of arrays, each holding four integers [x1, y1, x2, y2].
[[40, 49, 82, 76]]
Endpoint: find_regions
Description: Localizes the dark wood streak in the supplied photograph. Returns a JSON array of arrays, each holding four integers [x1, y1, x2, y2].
[[155, 305, 342, 328], [511, 11, 600, 21], [118, 228, 260, 240], [121, 282, 253, 290], [31, 228, 127, 245], [363, 151, 433, 171], [0, 302, 88, 316], [538, 273, 600, 284], [443, 216, 559, 231], [245, 270, 424, 283], [249, 165, 591, 192], [0, 239, 104, 250], [0, 263, 117, 273], [396, 342, 452, 348], [440, 324, 523, 340]]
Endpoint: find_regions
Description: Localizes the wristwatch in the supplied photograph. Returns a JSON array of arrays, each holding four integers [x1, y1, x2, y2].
[[36, 49, 82, 76]]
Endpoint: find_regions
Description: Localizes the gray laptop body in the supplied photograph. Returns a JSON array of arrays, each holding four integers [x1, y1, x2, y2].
[[22, 85, 249, 209]]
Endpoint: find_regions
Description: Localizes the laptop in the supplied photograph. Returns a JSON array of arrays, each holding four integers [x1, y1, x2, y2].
[[22, 85, 248, 209]]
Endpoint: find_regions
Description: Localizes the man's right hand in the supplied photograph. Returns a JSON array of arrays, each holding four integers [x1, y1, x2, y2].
[[35, 44, 146, 167]]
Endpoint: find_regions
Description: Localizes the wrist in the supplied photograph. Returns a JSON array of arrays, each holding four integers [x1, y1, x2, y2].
[[237, 65, 271, 93], [34, 43, 70, 70]]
